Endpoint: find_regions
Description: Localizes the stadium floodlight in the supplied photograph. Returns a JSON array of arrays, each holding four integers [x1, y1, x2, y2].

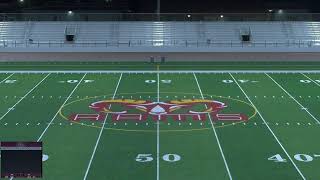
[[68, 11, 74, 15]]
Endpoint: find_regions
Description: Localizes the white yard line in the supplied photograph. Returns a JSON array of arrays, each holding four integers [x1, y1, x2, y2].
[[37, 73, 87, 142], [229, 73, 306, 180], [193, 73, 233, 180], [265, 73, 320, 124], [301, 73, 320, 87], [0, 73, 15, 84], [157, 72, 160, 180], [7, 73, 51, 180], [83, 73, 123, 180], [0, 73, 50, 122], [1, 70, 320, 74], [9, 74, 87, 180]]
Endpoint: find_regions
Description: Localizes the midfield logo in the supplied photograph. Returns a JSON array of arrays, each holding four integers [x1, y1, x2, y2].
[[69, 99, 248, 122]]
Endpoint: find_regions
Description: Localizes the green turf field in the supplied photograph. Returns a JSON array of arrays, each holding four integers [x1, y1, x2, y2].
[[1, 62, 320, 180]]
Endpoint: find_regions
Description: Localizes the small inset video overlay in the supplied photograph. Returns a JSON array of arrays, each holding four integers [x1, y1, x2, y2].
[[1, 142, 42, 178]]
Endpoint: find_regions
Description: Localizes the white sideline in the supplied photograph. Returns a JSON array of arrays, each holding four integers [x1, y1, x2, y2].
[[193, 73, 233, 180], [83, 73, 123, 180], [265, 73, 320, 124], [0, 73, 50, 122], [1, 70, 320, 74], [229, 73, 306, 180]]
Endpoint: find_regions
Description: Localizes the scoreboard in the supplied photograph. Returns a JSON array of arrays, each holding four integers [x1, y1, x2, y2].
[[1, 142, 42, 178]]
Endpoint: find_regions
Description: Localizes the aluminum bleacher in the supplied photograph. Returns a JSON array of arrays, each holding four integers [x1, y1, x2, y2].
[[0, 20, 320, 49], [0, 22, 26, 41]]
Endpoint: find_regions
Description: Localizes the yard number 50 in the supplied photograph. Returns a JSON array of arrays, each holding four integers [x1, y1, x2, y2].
[[136, 154, 181, 163]]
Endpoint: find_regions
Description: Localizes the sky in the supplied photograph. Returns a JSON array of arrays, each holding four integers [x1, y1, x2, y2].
[[130, 0, 315, 13], [0, 0, 318, 13]]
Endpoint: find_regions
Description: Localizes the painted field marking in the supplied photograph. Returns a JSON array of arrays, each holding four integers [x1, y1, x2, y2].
[[83, 73, 123, 180], [157, 72, 160, 180], [0, 73, 14, 84], [37, 73, 87, 141], [265, 73, 320, 124], [0, 73, 50, 122], [229, 73, 306, 180], [193, 73, 233, 180], [1, 70, 320, 74], [301, 73, 320, 87]]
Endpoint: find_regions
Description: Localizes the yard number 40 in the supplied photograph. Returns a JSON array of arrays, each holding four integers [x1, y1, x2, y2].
[[268, 154, 315, 163], [136, 154, 181, 163]]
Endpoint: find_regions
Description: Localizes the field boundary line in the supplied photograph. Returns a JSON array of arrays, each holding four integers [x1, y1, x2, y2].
[[0, 73, 50, 122], [37, 73, 87, 141], [1, 70, 320, 74], [265, 73, 320, 124], [0, 73, 15, 84], [83, 73, 123, 180], [229, 73, 306, 180], [193, 73, 233, 180]]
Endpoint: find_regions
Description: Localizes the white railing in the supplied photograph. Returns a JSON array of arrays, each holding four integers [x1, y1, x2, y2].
[[0, 39, 318, 48]]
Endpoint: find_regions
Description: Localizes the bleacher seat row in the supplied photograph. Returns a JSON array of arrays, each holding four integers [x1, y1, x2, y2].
[[0, 21, 320, 46]]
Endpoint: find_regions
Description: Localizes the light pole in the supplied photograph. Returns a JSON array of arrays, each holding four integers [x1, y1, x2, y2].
[[156, 0, 160, 21]]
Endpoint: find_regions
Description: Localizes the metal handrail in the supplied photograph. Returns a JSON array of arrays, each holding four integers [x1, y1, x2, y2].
[[0, 39, 319, 48]]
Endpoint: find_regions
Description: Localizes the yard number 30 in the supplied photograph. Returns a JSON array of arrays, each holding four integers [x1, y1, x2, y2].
[[136, 154, 181, 162]]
